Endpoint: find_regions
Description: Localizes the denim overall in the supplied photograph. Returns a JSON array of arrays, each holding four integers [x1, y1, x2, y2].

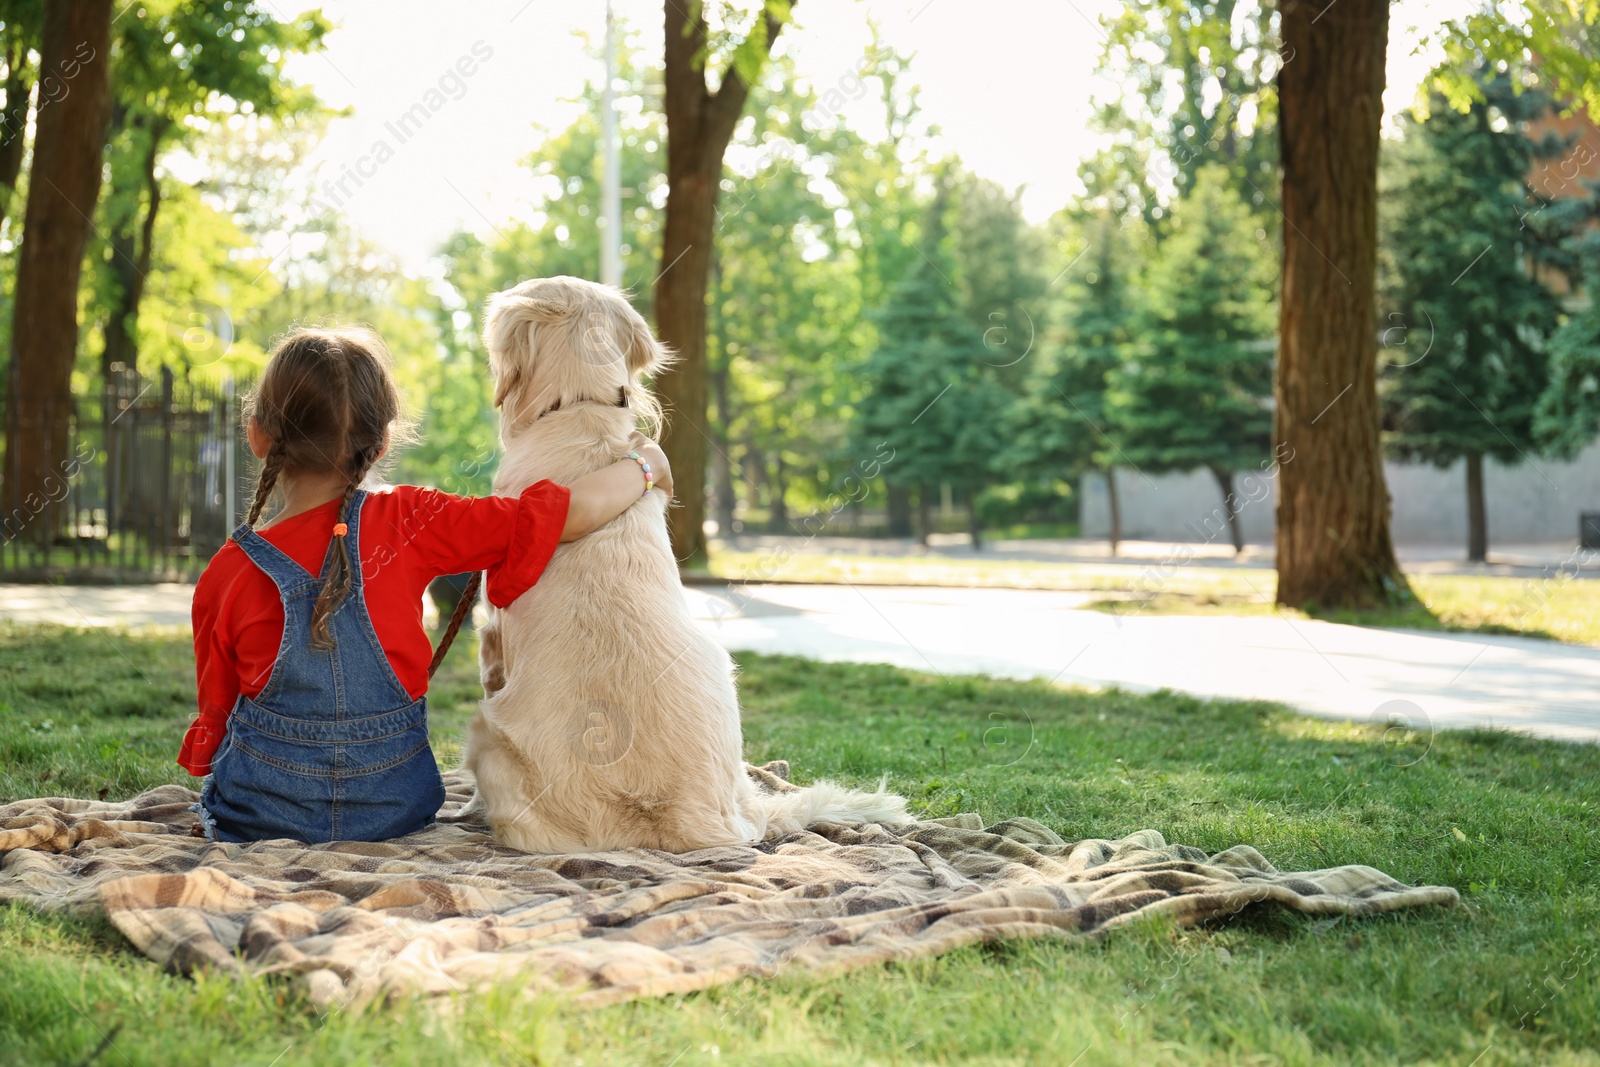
[[191, 490, 445, 843]]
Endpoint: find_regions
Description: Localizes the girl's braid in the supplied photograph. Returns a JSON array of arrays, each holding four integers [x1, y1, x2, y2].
[[245, 441, 287, 527], [308, 443, 379, 650]]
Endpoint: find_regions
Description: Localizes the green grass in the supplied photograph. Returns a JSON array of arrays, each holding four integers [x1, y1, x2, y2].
[[705, 549, 1600, 647], [2, 623, 1598, 1066]]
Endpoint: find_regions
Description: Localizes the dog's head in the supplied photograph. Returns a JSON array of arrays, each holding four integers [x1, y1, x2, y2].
[[483, 276, 673, 436]]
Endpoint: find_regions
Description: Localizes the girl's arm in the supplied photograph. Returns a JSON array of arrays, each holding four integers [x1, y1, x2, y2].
[[397, 434, 675, 610], [560, 433, 674, 541], [179, 568, 242, 775]]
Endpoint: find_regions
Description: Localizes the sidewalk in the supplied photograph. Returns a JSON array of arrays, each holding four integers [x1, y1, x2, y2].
[[4, 580, 1596, 744]]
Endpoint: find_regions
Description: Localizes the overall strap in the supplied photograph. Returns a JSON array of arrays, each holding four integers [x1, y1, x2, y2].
[[340, 489, 369, 591], [231, 523, 318, 592], [230, 489, 369, 594]]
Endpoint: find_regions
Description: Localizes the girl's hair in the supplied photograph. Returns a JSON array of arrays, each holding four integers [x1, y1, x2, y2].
[[243, 326, 415, 649]]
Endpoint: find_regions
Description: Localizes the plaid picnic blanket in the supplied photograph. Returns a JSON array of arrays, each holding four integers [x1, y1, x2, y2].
[[0, 763, 1458, 1010]]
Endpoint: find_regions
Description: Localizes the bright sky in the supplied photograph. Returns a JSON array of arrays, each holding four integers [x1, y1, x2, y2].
[[280, 0, 1481, 272]]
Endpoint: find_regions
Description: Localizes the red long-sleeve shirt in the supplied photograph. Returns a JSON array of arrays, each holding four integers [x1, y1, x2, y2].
[[180, 482, 570, 776]]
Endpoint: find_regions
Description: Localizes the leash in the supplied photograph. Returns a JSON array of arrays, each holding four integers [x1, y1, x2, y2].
[[428, 570, 483, 679]]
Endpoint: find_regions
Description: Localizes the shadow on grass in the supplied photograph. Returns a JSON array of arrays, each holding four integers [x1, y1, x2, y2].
[[1305, 600, 1565, 643]]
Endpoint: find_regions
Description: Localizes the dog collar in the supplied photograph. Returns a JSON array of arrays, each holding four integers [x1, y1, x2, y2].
[[536, 385, 630, 421]]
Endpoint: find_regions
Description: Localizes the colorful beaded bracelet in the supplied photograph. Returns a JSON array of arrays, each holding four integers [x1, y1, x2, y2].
[[625, 451, 654, 496]]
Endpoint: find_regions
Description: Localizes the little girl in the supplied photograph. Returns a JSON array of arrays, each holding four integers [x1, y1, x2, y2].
[[181, 326, 671, 844]]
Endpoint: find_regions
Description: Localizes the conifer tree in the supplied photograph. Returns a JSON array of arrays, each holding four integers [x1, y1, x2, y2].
[[1013, 209, 1146, 553], [853, 178, 1009, 547], [1103, 165, 1277, 553], [1534, 194, 1600, 462], [1380, 73, 1567, 562]]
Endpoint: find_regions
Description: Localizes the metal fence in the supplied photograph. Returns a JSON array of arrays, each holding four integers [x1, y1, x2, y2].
[[1, 367, 254, 582]]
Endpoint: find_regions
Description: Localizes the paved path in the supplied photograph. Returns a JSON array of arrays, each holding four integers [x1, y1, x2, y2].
[[4, 582, 1596, 743], [687, 585, 1600, 743]]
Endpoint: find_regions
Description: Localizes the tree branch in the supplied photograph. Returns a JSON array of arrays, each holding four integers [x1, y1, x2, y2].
[[705, 0, 792, 149]]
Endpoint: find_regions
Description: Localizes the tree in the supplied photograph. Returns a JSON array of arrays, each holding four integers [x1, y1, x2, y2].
[[818, 37, 928, 535], [1099, 0, 1600, 606], [953, 174, 1047, 390], [656, 0, 794, 567], [1536, 208, 1600, 460], [1014, 209, 1147, 553], [0, 1, 40, 233], [2, 0, 113, 531], [1270, 0, 1397, 608], [1380, 74, 1568, 563], [852, 180, 1009, 548], [1100, 0, 1282, 220], [1106, 165, 1276, 554], [706, 61, 865, 538], [96, 1, 327, 385], [1274, 1, 1600, 605]]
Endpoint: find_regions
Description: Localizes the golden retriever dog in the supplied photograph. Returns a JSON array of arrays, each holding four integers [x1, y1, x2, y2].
[[456, 276, 907, 853]]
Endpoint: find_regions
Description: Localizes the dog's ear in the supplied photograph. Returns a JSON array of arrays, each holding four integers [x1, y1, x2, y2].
[[485, 298, 527, 411], [492, 360, 522, 410], [624, 313, 676, 380], [485, 288, 576, 409]]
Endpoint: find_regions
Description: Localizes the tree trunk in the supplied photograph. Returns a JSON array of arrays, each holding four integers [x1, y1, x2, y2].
[[768, 452, 788, 530], [1273, 0, 1403, 608], [886, 483, 912, 537], [0, 35, 35, 232], [1104, 466, 1122, 557], [1211, 466, 1245, 555], [915, 485, 932, 547], [710, 353, 737, 538], [967, 492, 982, 552], [655, 0, 791, 568], [101, 113, 164, 380], [3, 1, 113, 537], [1464, 450, 1487, 563]]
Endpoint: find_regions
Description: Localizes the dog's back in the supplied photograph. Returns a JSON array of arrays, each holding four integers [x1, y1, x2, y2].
[[459, 276, 906, 853], [473, 424, 763, 852]]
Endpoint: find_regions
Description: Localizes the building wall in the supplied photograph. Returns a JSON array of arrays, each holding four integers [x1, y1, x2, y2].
[[1080, 443, 1600, 546]]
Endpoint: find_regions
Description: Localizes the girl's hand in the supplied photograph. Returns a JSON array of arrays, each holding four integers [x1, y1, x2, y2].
[[628, 432, 673, 498], [559, 434, 675, 541]]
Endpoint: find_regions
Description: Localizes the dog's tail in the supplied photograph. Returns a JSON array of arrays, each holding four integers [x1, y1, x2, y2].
[[748, 775, 911, 838]]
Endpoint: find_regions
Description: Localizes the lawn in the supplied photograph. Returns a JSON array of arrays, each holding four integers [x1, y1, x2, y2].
[[2, 622, 1597, 1066], [705, 549, 1600, 646]]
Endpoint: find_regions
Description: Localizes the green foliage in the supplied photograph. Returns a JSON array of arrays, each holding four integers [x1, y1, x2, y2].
[[1105, 165, 1275, 476], [689, 0, 795, 90], [708, 62, 869, 517], [1094, 0, 1282, 228], [123, 180, 279, 376], [1013, 209, 1147, 485], [442, 31, 667, 323], [952, 174, 1048, 388], [1426, 2, 1600, 119], [85, 1, 330, 388], [1535, 205, 1600, 458], [1379, 74, 1568, 469], [108, 0, 328, 120], [850, 179, 1011, 500]]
